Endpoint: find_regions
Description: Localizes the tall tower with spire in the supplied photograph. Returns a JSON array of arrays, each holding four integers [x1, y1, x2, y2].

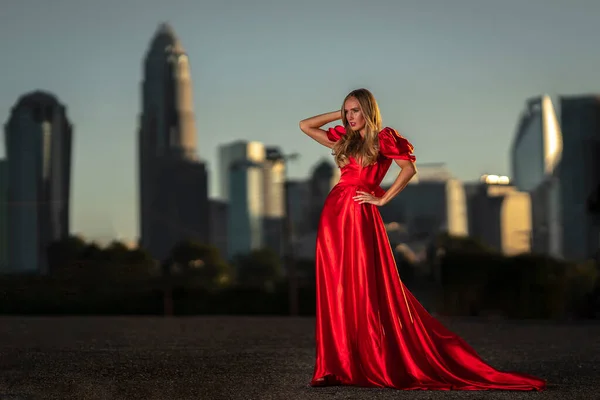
[[138, 23, 209, 260]]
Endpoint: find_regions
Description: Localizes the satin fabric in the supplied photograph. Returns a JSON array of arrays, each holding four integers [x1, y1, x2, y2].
[[310, 126, 546, 391]]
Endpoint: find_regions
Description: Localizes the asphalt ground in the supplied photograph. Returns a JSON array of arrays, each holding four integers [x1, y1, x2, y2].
[[0, 316, 598, 400]]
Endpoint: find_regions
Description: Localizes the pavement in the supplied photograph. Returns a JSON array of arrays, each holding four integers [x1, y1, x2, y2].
[[0, 315, 598, 400]]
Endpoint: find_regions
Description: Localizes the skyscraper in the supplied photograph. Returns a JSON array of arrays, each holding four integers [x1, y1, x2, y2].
[[511, 95, 562, 257], [263, 147, 286, 256], [219, 141, 266, 201], [219, 141, 288, 259], [138, 23, 209, 260], [511, 94, 600, 260], [3, 91, 73, 274], [559, 95, 600, 260], [220, 141, 266, 259]]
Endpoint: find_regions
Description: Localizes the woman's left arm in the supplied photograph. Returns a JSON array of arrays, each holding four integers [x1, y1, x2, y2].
[[380, 159, 417, 205], [353, 159, 417, 206]]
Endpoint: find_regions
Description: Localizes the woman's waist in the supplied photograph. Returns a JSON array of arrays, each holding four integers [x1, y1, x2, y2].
[[335, 178, 385, 196]]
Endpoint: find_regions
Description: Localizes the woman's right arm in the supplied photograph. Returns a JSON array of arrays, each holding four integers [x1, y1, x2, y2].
[[299, 110, 342, 149]]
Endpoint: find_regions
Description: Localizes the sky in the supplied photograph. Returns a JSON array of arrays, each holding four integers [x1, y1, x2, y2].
[[1, 0, 599, 242]]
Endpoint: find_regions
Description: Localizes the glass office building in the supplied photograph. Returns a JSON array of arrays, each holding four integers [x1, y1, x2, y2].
[[511, 94, 600, 260]]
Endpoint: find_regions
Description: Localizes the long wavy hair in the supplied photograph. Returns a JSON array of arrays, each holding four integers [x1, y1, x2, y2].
[[332, 88, 382, 167]]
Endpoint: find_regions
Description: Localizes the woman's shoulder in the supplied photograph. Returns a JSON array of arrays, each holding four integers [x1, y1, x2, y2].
[[378, 126, 403, 139], [378, 127, 416, 161]]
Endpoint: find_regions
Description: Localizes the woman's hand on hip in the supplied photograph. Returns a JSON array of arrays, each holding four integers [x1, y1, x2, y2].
[[353, 191, 386, 206]]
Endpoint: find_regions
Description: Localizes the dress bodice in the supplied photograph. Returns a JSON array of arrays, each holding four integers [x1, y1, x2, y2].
[[327, 125, 416, 196]]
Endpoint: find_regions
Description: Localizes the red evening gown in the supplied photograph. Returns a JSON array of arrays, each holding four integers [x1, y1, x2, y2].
[[310, 125, 546, 391]]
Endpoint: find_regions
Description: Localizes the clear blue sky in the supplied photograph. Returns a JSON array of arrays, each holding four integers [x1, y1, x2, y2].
[[1, 0, 599, 242]]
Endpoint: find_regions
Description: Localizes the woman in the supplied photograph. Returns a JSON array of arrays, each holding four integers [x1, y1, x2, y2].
[[298, 88, 546, 391]]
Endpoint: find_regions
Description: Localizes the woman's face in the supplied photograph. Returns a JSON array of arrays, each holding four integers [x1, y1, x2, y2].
[[344, 97, 366, 133]]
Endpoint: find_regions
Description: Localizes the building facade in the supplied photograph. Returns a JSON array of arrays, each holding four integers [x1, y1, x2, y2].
[[263, 147, 286, 256], [560, 96, 600, 260], [467, 176, 532, 255], [380, 167, 468, 240], [220, 141, 265, 259], [219, 141, 266, 201], [219, 141, 288, 259], [286, 179, 311, 242], [511, 95, 562, 257], [511, 94, 600, 260], [138, 23, 209, 261], [4, 91, 73, 274]]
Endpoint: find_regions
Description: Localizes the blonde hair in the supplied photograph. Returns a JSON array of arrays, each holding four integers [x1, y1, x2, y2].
[[332, 88, 382, 167]]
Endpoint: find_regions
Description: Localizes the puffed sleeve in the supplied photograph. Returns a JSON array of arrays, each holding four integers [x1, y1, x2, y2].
[[327, 125, 346, 142], [378, 127, 416, 162]]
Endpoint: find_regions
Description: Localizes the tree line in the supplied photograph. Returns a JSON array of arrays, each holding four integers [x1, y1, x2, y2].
[[0, 233, 597, 319]]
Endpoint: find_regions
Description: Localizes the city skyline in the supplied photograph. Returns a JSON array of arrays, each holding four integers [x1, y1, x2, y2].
[[1, 0, 599, 242]]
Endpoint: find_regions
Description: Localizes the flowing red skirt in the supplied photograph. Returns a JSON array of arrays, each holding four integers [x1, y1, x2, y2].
[[310, 183, 546, 391]]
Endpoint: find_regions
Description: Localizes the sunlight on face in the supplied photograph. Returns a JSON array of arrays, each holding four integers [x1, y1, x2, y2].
[[344, 97, 366, 133]]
